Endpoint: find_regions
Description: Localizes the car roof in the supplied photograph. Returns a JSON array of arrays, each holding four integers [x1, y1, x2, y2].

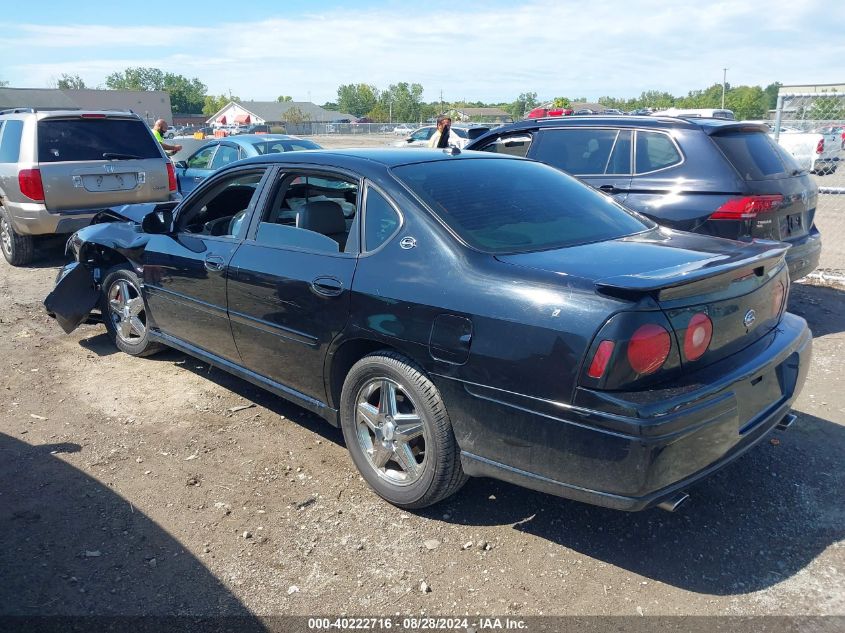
[[225, 134, 307, 144], [233, 147, 514, 169]]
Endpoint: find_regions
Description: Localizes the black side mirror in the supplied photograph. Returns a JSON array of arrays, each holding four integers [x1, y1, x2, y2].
[[174, 160, 188, 170], [141, 208, 174, 234]]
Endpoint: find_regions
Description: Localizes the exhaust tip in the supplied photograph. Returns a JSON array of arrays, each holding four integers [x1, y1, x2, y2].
[[657, 492, 690, 512], [776, 413, 798, 431]]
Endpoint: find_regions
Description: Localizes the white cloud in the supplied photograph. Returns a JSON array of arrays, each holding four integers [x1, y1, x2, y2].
[[3, 0, 843, 103]]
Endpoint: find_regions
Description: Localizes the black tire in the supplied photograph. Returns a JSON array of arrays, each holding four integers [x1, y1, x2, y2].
[[340, 351, 468, 509], [101, 266, 163, 357], [0, 206, 35, 266]]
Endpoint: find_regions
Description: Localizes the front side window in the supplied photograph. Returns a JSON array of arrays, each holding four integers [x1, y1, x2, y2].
[[254, 172, 359, 254], [187, 145, 216, 169], [532, 128, 623, 175], [394, 158, 651, 254], [210, 145, 241, 169], [178, 170, 266, 238], [410, 128, 435, 142], [37, 117, 161, 162], [634, 131, 683, 173]]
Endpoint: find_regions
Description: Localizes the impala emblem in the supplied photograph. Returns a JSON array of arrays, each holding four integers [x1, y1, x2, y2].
[[399, 236, 417, 249], [104, 164, 115, 173], [743, 309, 757, 328]]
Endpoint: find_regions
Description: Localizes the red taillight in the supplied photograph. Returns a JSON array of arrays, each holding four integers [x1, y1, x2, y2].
[[683, 313, 713, 361], [587, 340, 615, 379], [815, 138, 824, 155], [710, 194, 783, 220], [772, 280, 785, 317], [627, 324, 671, 375], [18, 169, 45, 202], [166, 162, 177, 192]]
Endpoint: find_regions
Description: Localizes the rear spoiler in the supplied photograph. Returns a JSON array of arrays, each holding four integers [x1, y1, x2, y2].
[[701, 122, 770, 136], [595, 241, 789, 300]]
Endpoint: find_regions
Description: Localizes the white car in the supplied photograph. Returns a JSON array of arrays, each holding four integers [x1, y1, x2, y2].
[[393, 125, 491, 149], [392, 124, 416, 136], [745, 120, 840, 175]]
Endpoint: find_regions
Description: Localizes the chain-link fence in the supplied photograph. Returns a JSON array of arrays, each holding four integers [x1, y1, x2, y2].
[[774, 91, 845, 282]]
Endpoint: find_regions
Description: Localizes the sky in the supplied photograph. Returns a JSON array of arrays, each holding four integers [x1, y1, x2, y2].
[[1, 0, 843, 105]]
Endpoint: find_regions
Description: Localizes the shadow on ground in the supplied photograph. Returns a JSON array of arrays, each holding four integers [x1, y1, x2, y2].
[[0, 431, 265, 627], [789, 282, 845, 337]]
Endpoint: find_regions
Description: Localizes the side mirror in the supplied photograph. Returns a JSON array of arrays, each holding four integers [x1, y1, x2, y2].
[[141, 208, 174, 235], [174, 160, 188, 170]]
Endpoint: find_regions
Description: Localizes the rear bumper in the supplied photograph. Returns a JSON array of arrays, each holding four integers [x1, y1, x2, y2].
[[785, 226, 821, 281], [440, 312, 812, 511], [3, 200, 97, 236]]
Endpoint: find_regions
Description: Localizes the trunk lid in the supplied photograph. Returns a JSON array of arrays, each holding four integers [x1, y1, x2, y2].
[[496, 228, 790, 369]]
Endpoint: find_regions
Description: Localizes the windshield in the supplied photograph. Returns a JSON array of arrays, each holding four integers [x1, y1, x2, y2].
[[393, 158, 652, 254]]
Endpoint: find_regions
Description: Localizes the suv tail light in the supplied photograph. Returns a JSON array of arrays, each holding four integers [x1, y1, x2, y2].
[[166, 162, 177, 192], [18, 169, 45, 202], [710, 194, 783, 220], [815, 138, 824, 155]]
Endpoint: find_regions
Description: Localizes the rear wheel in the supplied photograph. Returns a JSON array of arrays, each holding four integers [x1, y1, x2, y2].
[[0, 206, 35, 266], [101, 266, 163, 357], [340, 352, 467, 509]]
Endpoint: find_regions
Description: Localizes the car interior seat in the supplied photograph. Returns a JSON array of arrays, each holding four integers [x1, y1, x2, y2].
[[296, 200, 348, 250]]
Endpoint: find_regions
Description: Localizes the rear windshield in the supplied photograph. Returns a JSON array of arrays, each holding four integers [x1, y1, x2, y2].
[[712, 131, 797, 180], [393, 158, 652, 254], [37, 118, 162, 163]]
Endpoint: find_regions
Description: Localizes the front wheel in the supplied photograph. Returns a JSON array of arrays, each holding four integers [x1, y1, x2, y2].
[[101, 266, 163, 357], [340, 352, 467, 509]]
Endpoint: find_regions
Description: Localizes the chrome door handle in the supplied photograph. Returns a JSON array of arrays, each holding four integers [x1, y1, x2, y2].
[[311, 276, 343, 297], [204, 255, 225, 272]]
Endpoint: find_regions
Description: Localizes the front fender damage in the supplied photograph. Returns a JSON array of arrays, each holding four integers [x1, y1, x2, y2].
[[45, 221, 153, 334]]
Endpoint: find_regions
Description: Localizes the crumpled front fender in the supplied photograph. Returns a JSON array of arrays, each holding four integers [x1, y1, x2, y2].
[[43, 262, 100, 334]]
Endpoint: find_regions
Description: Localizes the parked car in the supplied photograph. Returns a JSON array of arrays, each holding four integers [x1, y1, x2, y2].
[[231, 124, 271, 135], [174, 134, 321, 194], [394, 125, 490, 149], [601, 108, 624, 115], [652, 108, 735, 120], [45, 149, 810, 511], [392, 124, 416, 136], [0, 108, 178, 266], [526, 107, 573, 119], [573, 109, 598, 115], [467, 116, 821, 281], [745, 121, 839, 175]]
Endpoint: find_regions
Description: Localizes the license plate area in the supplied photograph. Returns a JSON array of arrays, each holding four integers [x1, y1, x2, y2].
[[737, 368, 784, 435], [81, 173, 138, 192], [779, 212, 806, 238]]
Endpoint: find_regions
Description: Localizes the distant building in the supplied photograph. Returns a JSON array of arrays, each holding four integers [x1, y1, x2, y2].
[[0, 87, 173, 124], [206, 101, 355, 127]]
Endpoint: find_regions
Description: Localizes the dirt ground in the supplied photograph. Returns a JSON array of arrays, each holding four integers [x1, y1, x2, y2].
[[0, 138, 843, 622]]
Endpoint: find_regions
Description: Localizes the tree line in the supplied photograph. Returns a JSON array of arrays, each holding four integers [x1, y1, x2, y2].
[[37, 69, 797, 121]]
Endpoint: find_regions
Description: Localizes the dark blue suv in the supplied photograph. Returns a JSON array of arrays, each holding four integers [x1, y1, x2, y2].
[[466, 116, 821, 281]]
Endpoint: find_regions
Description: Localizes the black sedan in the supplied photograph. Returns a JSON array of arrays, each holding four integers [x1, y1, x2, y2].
[[45, 149, 811, 511]]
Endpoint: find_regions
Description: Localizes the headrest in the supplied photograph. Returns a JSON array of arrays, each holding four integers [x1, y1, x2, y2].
[[297, 200, 346, 235]]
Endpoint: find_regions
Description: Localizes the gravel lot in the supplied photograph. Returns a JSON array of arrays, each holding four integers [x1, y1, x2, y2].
[[0, 134, 842, 621]]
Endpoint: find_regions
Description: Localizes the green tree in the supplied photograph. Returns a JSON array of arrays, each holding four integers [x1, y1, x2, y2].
[[277, 95, 292, 102], [725, 85, 767, 120], [283, 107, 311, 124], [106, 67, 165, 90], [763, 82, 782, 111], [57, 74, 86, 89], [377, 82, 426, 122], [509, 91, 538, 119], [202, 93, 239, 116], [552, 97, 572, 109], [337, 83, 379, 117], [106, 67, 207, 113]]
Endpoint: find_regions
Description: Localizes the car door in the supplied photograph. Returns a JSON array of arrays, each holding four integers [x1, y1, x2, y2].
[[405, 127, 435, 147], [528, 128, 633, 203], [177, 143, 218, 194], [142, 166, 272, 363], [226, 167, 361, 402]]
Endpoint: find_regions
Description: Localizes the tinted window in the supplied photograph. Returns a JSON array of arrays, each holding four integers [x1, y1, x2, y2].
[[477, 134, 532, 158], [37, 118, 161, 162], [635, 131, 682, 173], [0, 119, 23, 163], [252, 139, 320, 154], [532, 129, 620, 174], [187, 145, 216, 169], [410, 128, 434, 141], [393, 159, 651, 254], [711, 132, 791, 180], [606, 130, 632, 174], [364, 188, 400, 251], [211, 145, 240, 169]]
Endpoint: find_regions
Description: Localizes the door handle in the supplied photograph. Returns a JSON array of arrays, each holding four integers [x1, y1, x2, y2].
[[311, 276, 343, 297], [194, 177, 203, 182], [204, 255, 225, 272], [599, 185, 618, 193]]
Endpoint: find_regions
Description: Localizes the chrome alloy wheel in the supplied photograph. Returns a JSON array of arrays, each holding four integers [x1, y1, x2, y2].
[[355, 378, 427, 486], [107, 279, 147, 344], [0, 216, 11, 257]]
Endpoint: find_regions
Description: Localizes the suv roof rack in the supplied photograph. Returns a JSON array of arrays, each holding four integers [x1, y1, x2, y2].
[[0, 107, 38, 115]]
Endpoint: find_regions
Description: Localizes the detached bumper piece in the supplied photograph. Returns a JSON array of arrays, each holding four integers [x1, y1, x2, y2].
[[43, 262, 100, 334]]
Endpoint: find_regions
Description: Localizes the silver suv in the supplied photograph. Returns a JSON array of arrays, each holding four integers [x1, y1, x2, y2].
[[0, 108, 177, 265]]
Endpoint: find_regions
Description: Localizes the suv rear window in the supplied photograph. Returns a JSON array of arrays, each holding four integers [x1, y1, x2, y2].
[[393, 158, 651, 254], [37, 117, 162, 163], [711, 131, 793, 180]]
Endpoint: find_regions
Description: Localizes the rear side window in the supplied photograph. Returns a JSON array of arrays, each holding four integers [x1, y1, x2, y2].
[[0, 119, 24, 163], [364, 187, 400, 251], [476, 134, 533, 158], [635, 131, 682, 173], [393, 158, 652, 254], [712, 132, 791, 180], [211, 145, 240, 169], [37, 118, 162, 162], [532, 129, 622, 175]]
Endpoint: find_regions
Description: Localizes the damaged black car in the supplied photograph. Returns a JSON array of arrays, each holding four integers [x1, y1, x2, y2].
[[45, 149, 811, 511]]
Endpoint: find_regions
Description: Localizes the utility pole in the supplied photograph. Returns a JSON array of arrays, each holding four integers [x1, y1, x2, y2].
[[721, 68, 728, 109]]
